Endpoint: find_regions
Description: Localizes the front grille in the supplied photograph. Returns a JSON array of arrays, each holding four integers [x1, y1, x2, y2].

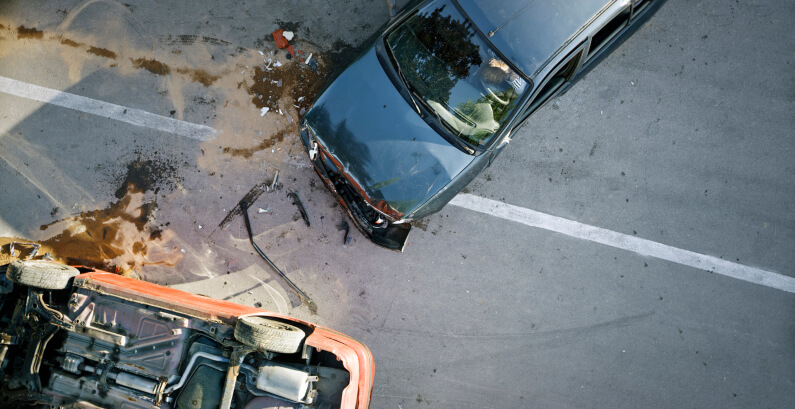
[[311, 150, 385, 233]]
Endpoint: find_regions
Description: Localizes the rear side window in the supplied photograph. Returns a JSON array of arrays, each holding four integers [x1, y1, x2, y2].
[[586, 7, 632, 60]]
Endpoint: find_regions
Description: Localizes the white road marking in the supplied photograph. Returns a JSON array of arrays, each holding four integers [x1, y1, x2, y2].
[[0, 76, 216, 141], [450, 194, 795, 294]]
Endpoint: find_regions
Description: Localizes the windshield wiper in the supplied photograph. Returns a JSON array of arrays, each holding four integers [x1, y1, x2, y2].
[[433, 120, 475, 154], [384, 41, 423, 116]]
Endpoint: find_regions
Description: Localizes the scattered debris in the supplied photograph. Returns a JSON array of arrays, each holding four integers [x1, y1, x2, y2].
[[239, 200, 312, 304], [287, 190, 310, 227], [269, 170, 280, 192], [337, 221, 352, 246], [260, 107, 270, 116], [257, 207, 272, 214]]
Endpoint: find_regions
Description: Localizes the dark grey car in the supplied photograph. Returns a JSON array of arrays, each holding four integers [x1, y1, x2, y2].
[[300, 0, 666, 250]]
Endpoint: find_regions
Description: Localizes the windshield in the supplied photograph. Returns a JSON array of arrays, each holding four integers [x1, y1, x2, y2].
[[385, 0, 529, 147]]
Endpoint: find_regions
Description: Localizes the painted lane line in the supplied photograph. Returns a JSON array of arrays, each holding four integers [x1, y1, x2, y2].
[[0, 76, 216, 141], [449, 194, 795, 294]]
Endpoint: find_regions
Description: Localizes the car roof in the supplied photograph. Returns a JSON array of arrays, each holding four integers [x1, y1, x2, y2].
[[456, 0, 614, 77]]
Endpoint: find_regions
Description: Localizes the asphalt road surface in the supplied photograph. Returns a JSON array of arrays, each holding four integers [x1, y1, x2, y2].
[[1, 1, 793, 408]]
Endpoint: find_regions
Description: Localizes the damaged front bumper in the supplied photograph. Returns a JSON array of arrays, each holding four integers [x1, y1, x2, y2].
[[300, 123, 411, 251]]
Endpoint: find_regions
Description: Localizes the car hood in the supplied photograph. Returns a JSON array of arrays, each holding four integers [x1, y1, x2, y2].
[[304, 43, 474, 218]]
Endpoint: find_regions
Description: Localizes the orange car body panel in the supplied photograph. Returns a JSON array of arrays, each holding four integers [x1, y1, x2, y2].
[[306, 328, 375, 409], [72, 270, 374, 408]]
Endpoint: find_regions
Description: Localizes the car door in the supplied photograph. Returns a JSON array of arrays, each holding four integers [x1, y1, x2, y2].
[[489, 43, 586, 163]]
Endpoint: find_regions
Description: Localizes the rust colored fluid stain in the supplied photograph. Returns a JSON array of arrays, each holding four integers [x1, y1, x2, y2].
[[223, 128, 290, 159], [132, 241, 146, 254], [176, 68, 220, 86], [60, 38, 82, 47], [26, 157, 183, 273], [87, 46, 117, 59], [131, 57, 171, 75], [36, 186, 181, 273], [17, 25, 43, 39], [38, 187, 150, 271]]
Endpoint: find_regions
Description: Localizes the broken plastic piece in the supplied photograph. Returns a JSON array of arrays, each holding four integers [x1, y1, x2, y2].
[[270, 170, 280, 192], [306, 59, 318, 72], [337, 221, 351, 246], [272, 29, 296, 58], [272, 29, 289, 48], [260, 107, 270, 116], [304, 53, 318, 72], [287, 190, 310, 227]]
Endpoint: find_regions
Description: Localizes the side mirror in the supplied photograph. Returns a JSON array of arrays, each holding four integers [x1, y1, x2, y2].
[[489, 135, 511, 165]]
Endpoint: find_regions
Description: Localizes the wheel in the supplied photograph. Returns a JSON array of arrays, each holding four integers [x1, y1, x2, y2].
[[234, 316, 305, 354], [6, 260, 79, 290]]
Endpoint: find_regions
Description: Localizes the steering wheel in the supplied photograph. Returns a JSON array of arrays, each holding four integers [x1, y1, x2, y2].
[[485, 86, 509, 105]]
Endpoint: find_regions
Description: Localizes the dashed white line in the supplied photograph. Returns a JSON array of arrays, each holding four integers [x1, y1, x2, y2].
[[450, 194, 795, 294], [0, 76, 216, 141]]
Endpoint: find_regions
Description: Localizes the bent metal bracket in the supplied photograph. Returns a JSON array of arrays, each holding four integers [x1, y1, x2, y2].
[[239, 200, 312, 304]]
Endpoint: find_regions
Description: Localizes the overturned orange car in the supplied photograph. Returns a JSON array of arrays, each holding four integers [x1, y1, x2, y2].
[[0, 260, 373, 409]]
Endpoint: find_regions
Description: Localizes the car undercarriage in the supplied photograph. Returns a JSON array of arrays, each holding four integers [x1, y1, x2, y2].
[[0, 261, 358, 409]]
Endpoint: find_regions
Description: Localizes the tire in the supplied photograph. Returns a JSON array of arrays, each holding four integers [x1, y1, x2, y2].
[[6, 260, 79, 290], [234, 316, 305, 354]]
